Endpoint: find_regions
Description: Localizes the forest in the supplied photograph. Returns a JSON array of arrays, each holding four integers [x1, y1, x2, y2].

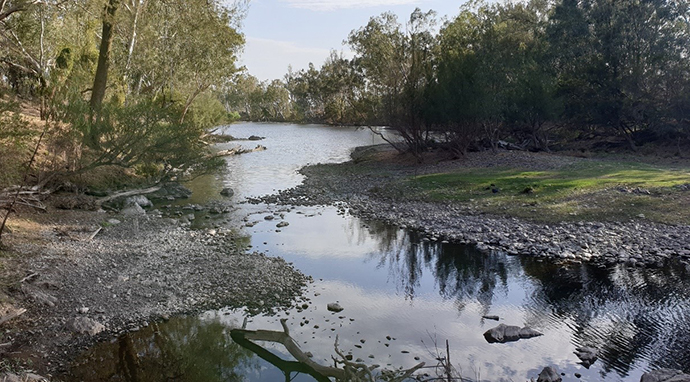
[[230, 0, 690, 157], [1, 0, 690, 190]]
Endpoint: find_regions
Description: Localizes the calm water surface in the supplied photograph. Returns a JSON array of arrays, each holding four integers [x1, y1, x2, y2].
[[68, 123, 690, 382]]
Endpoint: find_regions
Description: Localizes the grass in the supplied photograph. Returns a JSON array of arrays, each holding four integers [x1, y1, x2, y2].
[[406, 161, 690, 224]]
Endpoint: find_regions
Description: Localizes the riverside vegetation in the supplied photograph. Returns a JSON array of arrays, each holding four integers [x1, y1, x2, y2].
[[1, 0, 690, 381]]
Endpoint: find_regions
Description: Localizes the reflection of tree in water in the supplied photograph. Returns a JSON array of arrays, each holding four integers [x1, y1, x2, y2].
[[66, 316, 257, 382], [521, 259, 690, 376], [363, 222, 514, 314]]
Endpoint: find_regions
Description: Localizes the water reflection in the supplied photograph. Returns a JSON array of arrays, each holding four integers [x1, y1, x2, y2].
[[67, 316, 258, 382], [364, 223, 690, 378], [520, 259, 690, 376]]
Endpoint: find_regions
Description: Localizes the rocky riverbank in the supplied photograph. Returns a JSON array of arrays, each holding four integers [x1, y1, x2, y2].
[[0, 204, 309, 379], [254, 145, 690, 268]]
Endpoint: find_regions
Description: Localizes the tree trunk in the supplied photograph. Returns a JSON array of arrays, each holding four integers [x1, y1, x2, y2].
[[90, 0, 120, 113]]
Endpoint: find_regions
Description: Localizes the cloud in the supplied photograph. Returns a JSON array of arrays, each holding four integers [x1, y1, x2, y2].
[[279, 0, 423, 11]]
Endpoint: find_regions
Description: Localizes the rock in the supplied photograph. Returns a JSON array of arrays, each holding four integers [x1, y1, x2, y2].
[[537, 366, 562, 382], [264, 215, 275, 220], [67, 316, 106, 336], [482, 315, 500, 321], [248, 135, 264, 141], [276, 221, 289, 228], [327, 302, 344, 312], [483, 324, 542, 343], [640, 369, 690, 382], [220, 188, 235, 197], [574, 346, 598, 368], [148, 182, 192, 201], [24, 373, 48, 382], [0, 373, 22, 382], [107, 218, 121, 225], [121, 204, 146, 216], [124, 195, 152, 208]]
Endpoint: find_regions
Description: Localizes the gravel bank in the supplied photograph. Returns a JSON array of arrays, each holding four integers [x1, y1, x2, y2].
[[255, 146, 690, 267], [2, 209, 309, 376]]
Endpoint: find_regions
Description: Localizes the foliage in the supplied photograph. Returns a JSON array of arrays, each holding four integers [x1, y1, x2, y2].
[[0, 95, 33, 188], [0, 0, 246, 189]]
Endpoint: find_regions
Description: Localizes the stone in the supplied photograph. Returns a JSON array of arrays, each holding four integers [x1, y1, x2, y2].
[[537, 366, 562, 382], [248, 135, 264, 141], [148, 182, 192, 200], [67, 316, 106, 336], [24, 373, 48, 382], [640, 369, 690, 382], [220, 188, 235, 197], [121, 204, 146, 216], [483, 324, 542, 343], [0, 373, 22, 382], [276, 221, 289, 228], [124, 195, 152, 208], [574, 346, 598, 368], [107, 218, 121, 225], [327, 302, 344, 312]]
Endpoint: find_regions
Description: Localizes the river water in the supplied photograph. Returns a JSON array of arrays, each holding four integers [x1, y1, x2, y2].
[[69, 123, 690, 382]]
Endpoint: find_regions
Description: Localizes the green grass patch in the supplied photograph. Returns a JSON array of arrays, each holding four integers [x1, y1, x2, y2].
[[406, 161, 690, 223]]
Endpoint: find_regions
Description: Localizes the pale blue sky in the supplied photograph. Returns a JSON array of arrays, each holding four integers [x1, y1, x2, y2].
[[239, 0, 469, 81]]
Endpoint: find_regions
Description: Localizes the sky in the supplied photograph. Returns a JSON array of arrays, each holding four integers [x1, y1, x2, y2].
[[238, 0, 469, 82]]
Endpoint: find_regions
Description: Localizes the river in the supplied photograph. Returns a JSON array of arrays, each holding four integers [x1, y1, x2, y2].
[[68, 122, 690, 382]]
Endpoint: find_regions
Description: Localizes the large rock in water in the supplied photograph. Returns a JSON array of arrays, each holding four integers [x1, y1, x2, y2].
[[327, 303, 344, 312], [483, 324, 543, 343], [641, 369, 690, 382], [148, 182, 192, 201], [537, 366, 562, 382]]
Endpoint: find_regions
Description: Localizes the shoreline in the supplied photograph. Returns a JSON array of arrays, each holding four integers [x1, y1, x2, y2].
[[256, 145, 690, 268], [0, 207, 310, 379]]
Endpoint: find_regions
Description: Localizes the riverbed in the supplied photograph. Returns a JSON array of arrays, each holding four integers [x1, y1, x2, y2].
[[67, 122, 690, 382]]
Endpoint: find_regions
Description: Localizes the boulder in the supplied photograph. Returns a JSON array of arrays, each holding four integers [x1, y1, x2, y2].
[[327, 303, 344, 312], [220, 188, 235, 197], [147, 182, 192, 201], [121, 204, 146, 216], [537, 366, 562, 382], [248, 135, 264, 141], [276, 221, 289, 228], [67, 316, 106, 336], [124, 195, 152, 208], [640, 369, 690, 382], [483, 324, 543, 343]]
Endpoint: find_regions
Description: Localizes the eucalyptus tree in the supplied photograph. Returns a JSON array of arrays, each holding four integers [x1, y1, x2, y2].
[[347, 8, 437, 157]]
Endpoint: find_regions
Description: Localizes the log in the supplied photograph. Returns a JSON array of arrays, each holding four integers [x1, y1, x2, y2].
[[232, 319, 346, 380], [231, 319, 425, 382], [97, 185, 162, 205]]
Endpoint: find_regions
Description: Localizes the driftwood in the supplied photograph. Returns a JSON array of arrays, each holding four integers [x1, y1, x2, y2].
[[230, 319, 425, 382], [87, 227, 103, 241], [214, 145, 267, 157], [96, 185, 162, 205], [232, 319, 345, 380]]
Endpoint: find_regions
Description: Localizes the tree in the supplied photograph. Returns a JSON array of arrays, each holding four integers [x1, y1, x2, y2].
[[347, 8, 437, 157]]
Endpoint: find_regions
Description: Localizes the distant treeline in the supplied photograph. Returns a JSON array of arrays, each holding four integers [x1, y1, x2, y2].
[[224, 0, 690, 155]]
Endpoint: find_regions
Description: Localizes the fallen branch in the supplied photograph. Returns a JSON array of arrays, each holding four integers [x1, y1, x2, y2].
[[87, 227, 103, 241], [96, 185, 162, 205], [232, 319, 345, 380], [232, 319, 426, 382]]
